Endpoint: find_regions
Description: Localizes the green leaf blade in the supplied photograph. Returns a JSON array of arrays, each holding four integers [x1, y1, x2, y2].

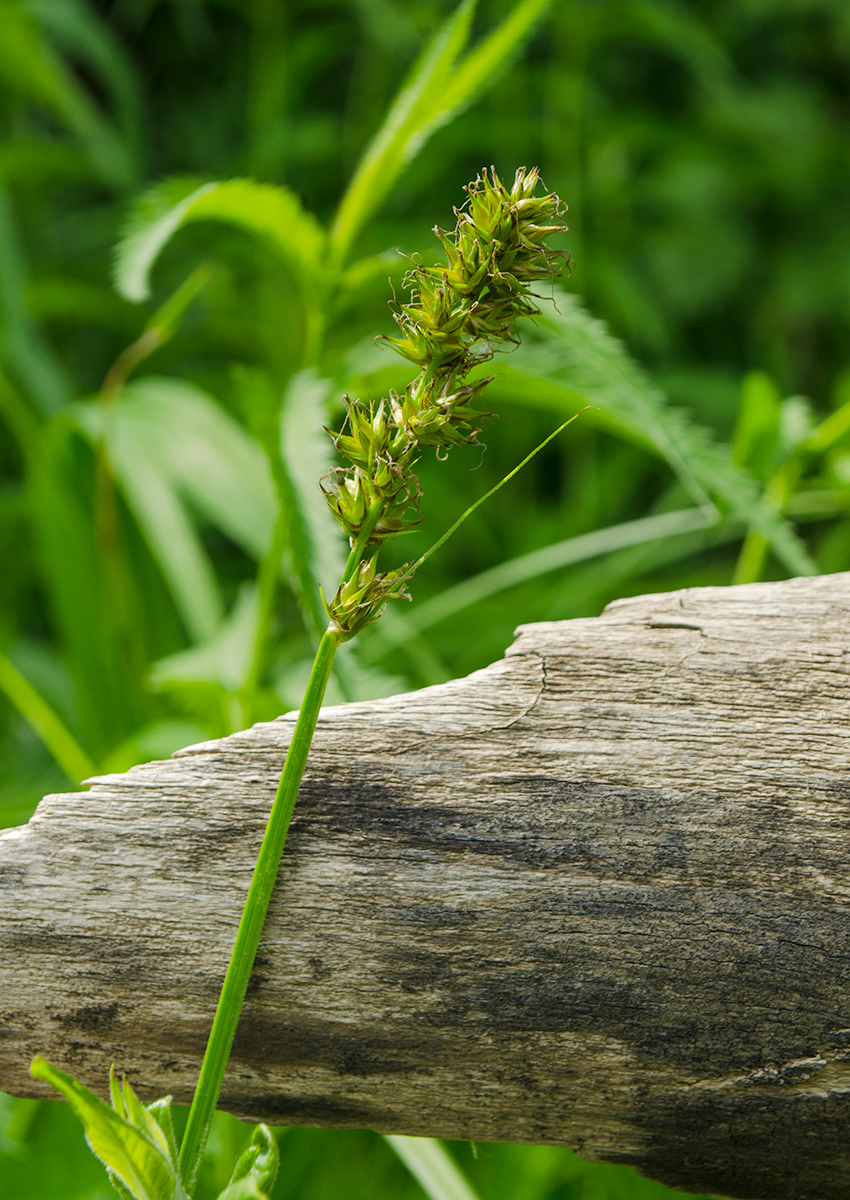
[[329, 0, 477, 262], [114, 178, 325, 303], [385, 1135, 481, 1200], [227, 1125, 279, 1194], [30, 1059, 183, 1200]]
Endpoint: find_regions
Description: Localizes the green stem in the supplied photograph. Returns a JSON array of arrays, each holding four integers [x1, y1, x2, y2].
[[340, 495, 385, 584], [178, 627, 341, 1193], [0, 652, 95, 784]]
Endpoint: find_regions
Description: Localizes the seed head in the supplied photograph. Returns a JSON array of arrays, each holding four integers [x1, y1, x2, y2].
[[322, 167, 569, 638]]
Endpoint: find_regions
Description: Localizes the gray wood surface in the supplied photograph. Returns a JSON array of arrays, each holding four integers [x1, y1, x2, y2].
[[3, 571, 850, 1200]]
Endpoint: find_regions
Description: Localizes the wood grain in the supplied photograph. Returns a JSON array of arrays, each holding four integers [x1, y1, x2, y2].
[[3, 571, 850, 1200]]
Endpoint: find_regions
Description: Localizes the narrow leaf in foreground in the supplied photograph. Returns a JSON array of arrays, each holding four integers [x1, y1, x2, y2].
[[329, 0, 476, 262], [30, 1058, 183, 1200]]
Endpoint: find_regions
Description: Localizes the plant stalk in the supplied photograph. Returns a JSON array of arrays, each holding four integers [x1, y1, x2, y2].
[[178, 626, 340, 1193]]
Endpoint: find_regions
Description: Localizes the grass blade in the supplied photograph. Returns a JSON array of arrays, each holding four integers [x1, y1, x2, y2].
[[384, 1136, 481, 1200], [0, 5, 132, 188], [0, 189, 71, 415], [329, 0, 478, 263], [365, 507, 716, 659], [434, 0, 551, 123], [0, 651, 94, 783]]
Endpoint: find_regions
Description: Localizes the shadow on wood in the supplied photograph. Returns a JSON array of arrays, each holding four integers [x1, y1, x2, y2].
[[3, 572, 850, 1200]]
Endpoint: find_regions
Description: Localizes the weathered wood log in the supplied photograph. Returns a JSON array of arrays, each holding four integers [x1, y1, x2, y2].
[[3, 571, 850, 1199]]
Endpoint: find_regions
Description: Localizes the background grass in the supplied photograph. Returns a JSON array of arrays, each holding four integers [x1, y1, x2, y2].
[[1, 0, 849, 1195]]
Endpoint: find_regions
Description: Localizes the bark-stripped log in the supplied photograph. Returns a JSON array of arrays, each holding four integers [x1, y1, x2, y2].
[[3, 572, 850, 1200]]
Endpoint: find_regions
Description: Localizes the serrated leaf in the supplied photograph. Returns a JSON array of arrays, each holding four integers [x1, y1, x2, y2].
[[30, 1059, 184, 1200], [115, 177, 325, 303], [495, 291, 817, 577], [279, 369, 346, 602]]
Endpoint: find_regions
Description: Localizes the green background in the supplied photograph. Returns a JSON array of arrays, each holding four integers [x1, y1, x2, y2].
[[2, 0, 849, 1195]]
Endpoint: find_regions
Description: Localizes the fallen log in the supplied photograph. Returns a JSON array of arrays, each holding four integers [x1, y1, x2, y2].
[[3, 571, 850, 1200]]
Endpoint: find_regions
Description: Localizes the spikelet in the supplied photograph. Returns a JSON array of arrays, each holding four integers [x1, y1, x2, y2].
[[322, 167, 569, 639]]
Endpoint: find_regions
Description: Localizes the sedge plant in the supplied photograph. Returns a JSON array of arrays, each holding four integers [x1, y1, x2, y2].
[[30, 166, 569, 1200]]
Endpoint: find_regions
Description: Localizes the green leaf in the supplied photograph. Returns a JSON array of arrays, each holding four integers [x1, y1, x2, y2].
[[30, 1059, 184, 1200], [732, 370, 781, 474], [227, 1125, 279, 1194], [433, 0, 551, 125], [116, 377, 276, 561], [330, 0, 551, 261], [279, 369, 347, 604], [0, 3, 132, 188], [72, 396, 224, 644], [0, 188, 71, 415], [150, 583, 259, 695], [0, 649, 95, 783], [329, 0, 475, 262], [363, 507, 720, 661], [72, 376, 278, 643], [216, 1181, 267, 1200], [385, 1135, 481, 1200], [115, 177, 325, 303], [495, 291, 817, 577]]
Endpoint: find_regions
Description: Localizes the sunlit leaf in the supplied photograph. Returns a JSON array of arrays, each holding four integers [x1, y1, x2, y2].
[[226, 1125, 279, 1195], [330, 0, 551, 260], [30, 1059, 184, 1200], [115, 177, 325, 303], [330, 0, 475, 261]]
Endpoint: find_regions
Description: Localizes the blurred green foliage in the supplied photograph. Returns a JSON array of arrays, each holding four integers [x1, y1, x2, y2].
[[1, 0, 849, 1196]]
